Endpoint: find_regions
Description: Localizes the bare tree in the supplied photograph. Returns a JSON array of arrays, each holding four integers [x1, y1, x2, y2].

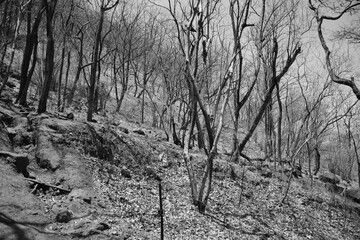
[[111, 2, 142, 113], [230, 0, 302, 162], [153, 0, 235, 213], [228, 0, 259, 162], [87, 0, 119, 121], [309, 0, 360, 99], [16, 1, 46, 106]]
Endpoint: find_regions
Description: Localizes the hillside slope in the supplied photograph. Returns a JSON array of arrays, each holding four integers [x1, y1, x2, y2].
[[1, 80, 360, 240]]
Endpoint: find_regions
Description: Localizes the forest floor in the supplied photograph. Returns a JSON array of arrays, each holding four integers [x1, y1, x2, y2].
[[1, 77, 360, 240]]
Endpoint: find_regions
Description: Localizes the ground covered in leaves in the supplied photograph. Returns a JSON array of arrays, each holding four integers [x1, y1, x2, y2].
[[1, 83, 360, 239]]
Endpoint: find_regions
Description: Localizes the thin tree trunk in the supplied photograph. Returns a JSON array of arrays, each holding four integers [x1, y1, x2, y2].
[[57, 34, 66, 110], [37, 0, 57, 114], [16, 2, 44, 105], [87, 7, 105, 121], [231, 41, 301, 162], [67, 33, 83, 106], [61, 50, 71, 112], [275, 82, 282, 170], [0, 2, 22, 96]]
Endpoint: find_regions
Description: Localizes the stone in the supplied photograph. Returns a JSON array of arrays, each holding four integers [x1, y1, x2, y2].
[[319, 172, 340, 185], [0, 151, 29, 177], [5, 79, 16, 88], [55, 210, 72, 223], [66, 113, 74, 120], [145, 167, 161, 181], [246, 165, 257, 172], [69, 189, 92, 204], [324, 183, 344, 194], [121, 168, 131, 179], [260, 169, 272, 178], [133, 129, 146, 135], [119, 126, 129, 134], [344, 188, 360, 204]]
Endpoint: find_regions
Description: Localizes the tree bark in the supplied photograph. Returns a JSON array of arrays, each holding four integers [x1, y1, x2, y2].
[[67, 31, 83, 106], [16, 2, 44, 106], [37, 0, 57, 114], [87, 7, 105, 121]]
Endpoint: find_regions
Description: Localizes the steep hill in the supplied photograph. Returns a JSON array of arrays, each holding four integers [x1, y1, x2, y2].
[[1, 78, 360, 240]]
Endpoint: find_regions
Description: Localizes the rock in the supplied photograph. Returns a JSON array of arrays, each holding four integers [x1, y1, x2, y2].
[[344, 188, 360, 204], [119, 126, 129, 134], [66, 113, 74, 120], [55, 210, 72, 223], [35, 134, 62, 170], [145, 167, 161, 181], [246, 165, 257, 172], [69, 188, 92, 204], [325, 183, 344, 194], [71, 221, 111, 237], [95, 222, 110, 231], [0, 151, 29, 177], [319, 172, 340, 185], [5, 79, 16, 88], [121, 168, 132, 178], [133, 129, 146, 135], [260, 169, 272, 178], [0, 111, 14, 125]]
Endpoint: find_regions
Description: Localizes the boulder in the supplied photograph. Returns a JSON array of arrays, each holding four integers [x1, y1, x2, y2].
[[319, 172, 340, 185]]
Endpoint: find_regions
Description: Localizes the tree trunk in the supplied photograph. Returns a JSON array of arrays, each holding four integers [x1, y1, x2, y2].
[[116, 85, 127, 112], [16, 2, 44, 105], [275, 82, 282, 170], [61, 50, 71, 112], [37, 0, 57, 114], [231, 42, 301, 162], [67, 32, 83, 106], [87, 7, 105, 121], [57, 34, 66, 110]]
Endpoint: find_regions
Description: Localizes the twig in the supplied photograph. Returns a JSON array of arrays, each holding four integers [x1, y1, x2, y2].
[[30, 184, 38, 194], [25, 178, 71, 193]]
